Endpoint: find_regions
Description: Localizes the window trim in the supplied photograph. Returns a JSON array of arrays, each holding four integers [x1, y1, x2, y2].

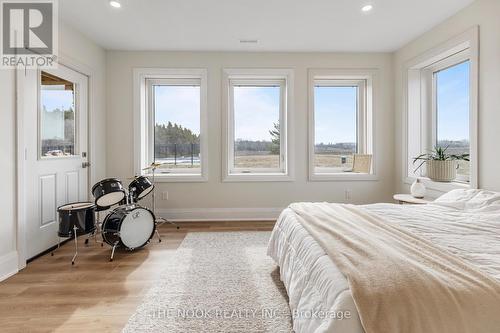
[[402, 27, 479, 192], [133, 68, 208, 182], [222, 68, 294, 182], [308, 69, 377, 181]]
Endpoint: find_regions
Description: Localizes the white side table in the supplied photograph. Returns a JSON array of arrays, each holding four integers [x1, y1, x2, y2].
[[393, 194, 432, 205]]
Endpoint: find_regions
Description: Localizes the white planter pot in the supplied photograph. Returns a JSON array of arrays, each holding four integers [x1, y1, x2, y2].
[[426, 160, 457, 182]]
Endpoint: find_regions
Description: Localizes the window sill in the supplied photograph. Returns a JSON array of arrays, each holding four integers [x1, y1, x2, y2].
[[144, 173, 208, 183], [223, 173, 294, 182], [309, 172, 378, 182], [404, 176, 470, 193]]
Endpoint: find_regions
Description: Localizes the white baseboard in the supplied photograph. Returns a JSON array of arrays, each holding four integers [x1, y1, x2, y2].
[[156, 207, 284, 222], [0, 251, 19, 282]]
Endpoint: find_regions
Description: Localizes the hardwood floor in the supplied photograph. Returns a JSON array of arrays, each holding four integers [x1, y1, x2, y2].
[[0, 221, 275, 333]]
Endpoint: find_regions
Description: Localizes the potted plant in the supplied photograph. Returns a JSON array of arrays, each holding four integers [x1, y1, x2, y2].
[[413, 146, 469, 182]]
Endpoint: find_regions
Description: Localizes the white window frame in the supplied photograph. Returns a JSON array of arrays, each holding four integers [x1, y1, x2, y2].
[[308, 69, 377, 181], [133, 68, 208, 182], [402, 27, 479, 192], [429, 52, 470, 152], [222, 68, 294, 182]]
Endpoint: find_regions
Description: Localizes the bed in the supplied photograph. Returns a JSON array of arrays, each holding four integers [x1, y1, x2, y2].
[[267, 189, 500, 333]]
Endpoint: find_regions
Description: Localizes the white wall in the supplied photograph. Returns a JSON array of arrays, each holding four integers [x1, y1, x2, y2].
[[0, 68, 17, 280], [106, 51, 395, 220], [394, 0, 500, 195], [59, 22, 108, 184], [0, 20, 107, 279]]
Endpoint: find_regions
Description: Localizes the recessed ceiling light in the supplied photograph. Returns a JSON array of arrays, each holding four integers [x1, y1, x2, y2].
[[361, 4, 373, 12], [109, 0, 121, 8]]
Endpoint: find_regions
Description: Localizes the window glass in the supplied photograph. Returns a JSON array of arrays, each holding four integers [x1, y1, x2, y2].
[[40, 71, 76, 157], [233, 85, 281, 170], [314, 85, 357, 172], [435, 61, 470, 180], [153, 85, 201, 170]]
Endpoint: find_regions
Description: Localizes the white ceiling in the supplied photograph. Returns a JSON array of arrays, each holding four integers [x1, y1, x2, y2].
[[60, 0, 475, 52]]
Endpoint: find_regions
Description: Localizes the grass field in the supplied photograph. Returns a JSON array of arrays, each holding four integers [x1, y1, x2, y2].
[[233, 154, 354, 169], [158, 154, 355, 169]]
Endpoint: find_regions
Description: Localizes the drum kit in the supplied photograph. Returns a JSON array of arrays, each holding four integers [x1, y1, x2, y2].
[[52, 163, 179, 265]]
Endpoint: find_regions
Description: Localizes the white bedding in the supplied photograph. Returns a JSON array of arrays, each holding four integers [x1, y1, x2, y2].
[[268, 194, 500, 333]]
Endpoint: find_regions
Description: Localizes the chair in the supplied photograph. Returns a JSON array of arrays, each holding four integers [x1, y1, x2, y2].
[[352, 154, 372, 173]]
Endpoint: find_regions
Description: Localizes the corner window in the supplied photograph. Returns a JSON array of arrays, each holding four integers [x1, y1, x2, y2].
[[406, 46, 475, 186], [134, 69, 208, 182], [223, 69, 293, 181], [308, 70, 375, 181], [404, 28, 478, 190]]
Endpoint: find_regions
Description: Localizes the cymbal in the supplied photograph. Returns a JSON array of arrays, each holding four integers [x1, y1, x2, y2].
[[142, 162, 164, 171]]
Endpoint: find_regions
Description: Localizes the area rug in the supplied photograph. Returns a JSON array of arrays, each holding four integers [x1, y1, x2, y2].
[[122, 232, 293, 332]]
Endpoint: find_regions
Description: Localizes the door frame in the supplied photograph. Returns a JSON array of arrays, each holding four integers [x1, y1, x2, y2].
[[16, 53, 98, 269]]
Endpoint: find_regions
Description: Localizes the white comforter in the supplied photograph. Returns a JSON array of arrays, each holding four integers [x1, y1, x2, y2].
[[268, 196, 500, 333]]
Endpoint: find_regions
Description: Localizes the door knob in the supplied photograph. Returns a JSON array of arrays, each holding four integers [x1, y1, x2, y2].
[[82, 161, 91, 168]]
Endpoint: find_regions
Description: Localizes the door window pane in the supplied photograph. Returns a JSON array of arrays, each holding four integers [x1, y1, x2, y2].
[[153, 85, 201, 170], [435, 61, 470, 180], [314, 86, 357, 172], [233, 85, 281, 170], [40, 71, 76, 157]]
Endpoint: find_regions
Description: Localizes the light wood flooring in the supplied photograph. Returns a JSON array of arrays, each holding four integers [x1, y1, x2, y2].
[[0, 221, 275, 333]]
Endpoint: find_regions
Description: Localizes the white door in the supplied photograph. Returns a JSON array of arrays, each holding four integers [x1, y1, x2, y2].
[[22, 64, 89, 260]]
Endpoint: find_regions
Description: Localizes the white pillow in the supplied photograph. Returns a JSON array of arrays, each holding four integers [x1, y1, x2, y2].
[[433, 189, 500, 210]]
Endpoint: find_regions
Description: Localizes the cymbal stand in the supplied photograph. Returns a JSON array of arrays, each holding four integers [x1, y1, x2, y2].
[[150, 165, 179, 243]]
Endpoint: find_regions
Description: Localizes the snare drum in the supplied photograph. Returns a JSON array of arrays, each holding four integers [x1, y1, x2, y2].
[[91, 178, 125, 208], [101, 206, 155, 250], [57, 202, 96, 237], [129, 176, 154, 202]]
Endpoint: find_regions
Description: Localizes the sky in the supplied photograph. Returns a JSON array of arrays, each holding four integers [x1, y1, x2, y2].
[[314, 86, 357, 144], [41, 85, 74, 111], [153, 63, 470, 143], [154, 85, 201, 134], [436, 60, 470, 142], [233, 86, 280, 141]]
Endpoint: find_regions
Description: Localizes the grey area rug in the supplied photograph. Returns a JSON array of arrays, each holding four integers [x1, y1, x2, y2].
[[123, 232, 293, 332]]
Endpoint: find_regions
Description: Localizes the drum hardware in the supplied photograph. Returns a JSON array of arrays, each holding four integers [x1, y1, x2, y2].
[[71, 225, 79, 265], [110, 241, 119, 262], [145, 163, 180, 242], [51, 225, 80, 265]]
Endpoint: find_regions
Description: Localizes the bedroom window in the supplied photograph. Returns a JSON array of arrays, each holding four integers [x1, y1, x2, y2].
[[134, 68, 208, 182], [434, 60, 470, 181], [308, 70, 375, 181], [223, 69, 294, 182], [404, 27, 478, 189]]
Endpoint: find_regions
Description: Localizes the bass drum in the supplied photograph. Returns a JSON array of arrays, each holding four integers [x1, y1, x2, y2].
[[101, 206, 155, 250]]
